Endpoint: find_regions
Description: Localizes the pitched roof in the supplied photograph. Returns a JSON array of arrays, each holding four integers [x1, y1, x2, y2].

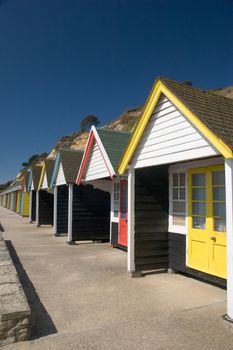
[[4, 178, 22, 193], [31, 166, 42, 190], [97, 128, 131, 172], [44, 159, 55, 185], [22, 170, 29, 191], [59, 149, 83, 183], [118, 77, 233, 174], [161, 77, 233, 150]]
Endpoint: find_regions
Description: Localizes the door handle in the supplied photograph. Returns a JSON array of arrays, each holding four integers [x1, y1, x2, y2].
[[210, 236, 216, 242]]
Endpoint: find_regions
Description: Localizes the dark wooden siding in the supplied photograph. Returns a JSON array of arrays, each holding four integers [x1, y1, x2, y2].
[[111, 222, 118, 247], [186, 267, 226, 287], [168, 232, 186, 272], [135, 167, 169, 272], [38, 190, 54, 226], [72, 184, 110, 242], [57, 185, 68, 234], [31, 190, 36, 222]]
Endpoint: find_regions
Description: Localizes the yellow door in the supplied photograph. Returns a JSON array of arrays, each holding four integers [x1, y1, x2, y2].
[[188, 165, 226, 279]]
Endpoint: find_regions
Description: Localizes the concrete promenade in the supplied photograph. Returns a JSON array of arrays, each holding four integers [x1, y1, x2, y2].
[[0, 207, 233, 349]]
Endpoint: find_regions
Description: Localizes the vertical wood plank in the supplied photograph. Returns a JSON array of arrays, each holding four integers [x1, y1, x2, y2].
[[225, 159, 233, 320], [68, 183, 73, 243], [128, 167, 135, 273], [36, 190, 39, 227], [29, 190, 33, 223], [53, 186, 58, 234]]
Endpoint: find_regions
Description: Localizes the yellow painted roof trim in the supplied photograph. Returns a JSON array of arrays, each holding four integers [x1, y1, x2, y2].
[[38, 162, 45, 191], [118, 80, 233, 175]]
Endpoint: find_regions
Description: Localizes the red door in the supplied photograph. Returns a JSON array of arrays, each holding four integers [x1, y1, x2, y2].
[[118, 180, 128, 247]]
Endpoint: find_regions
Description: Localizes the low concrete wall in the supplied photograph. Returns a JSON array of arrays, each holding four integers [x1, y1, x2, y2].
[[0, 232, 30, 347]]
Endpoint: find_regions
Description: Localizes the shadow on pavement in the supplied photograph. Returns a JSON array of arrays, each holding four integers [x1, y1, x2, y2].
[[5, 240, 58, 340]]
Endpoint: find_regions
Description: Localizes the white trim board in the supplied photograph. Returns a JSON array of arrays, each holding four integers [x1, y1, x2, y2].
[[41, 173, 48, 189], [131, 95, 219, 170], [55, 163, 66, 186]]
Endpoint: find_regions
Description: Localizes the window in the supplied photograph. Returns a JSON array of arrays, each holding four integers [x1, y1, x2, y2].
[[113, 182, 119, 218], [212, 170, 226, 232], [172, 172, 186, 226], [191, 173, 206, 229]]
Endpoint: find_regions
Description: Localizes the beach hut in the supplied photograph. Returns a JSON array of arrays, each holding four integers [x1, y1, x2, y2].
[[37, 159, 55, 226], [51, 148, 110, 243], [118, 77, 233, 321], [77, 127, 131, 249], [20, 171, 30, 217], [27, 166, 42, 224]]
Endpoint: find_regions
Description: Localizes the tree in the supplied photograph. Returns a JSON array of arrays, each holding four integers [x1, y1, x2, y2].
[[0, 180, 13, 191], [21, 153, 48, 168], [80, 115, 100, 132]]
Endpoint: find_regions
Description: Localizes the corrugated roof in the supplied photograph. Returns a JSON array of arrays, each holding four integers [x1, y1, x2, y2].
[[161, 77, 233, 150], [97, 129, 131, 172], [59, 149, 83, 183]]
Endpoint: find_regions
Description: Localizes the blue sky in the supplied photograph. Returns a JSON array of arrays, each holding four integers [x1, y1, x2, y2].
[[0, 0, 233, 183]]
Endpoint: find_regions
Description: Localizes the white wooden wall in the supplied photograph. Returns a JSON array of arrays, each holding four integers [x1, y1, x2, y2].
[[84, 141, 110, 181], [42, 173, 48, 189], [56, 163, 66, 186], [132, 95, 219, 169]]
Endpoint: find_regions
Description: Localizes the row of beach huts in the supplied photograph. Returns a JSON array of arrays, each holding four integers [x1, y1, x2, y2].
[[1, 77, 233, 322]]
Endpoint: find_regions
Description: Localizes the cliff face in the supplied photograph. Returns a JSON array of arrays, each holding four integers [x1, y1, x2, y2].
[[27, 83, 233, 164], [49, 84, 233, 158], [5, 82, 233, 187], [209, 86, 233, 100], [47, 105, 143, 159]]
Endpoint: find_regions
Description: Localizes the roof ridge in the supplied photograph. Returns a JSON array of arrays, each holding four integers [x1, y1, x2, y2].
[[160, 76, 233, 104], [59, 147, 83, 153], [97, 128, 131, 135]]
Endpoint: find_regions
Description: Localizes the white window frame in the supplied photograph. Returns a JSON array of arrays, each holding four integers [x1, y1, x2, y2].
[[169, 170, 187, 234], [111, 179, 119, 223], [169, 156, 224, 235]]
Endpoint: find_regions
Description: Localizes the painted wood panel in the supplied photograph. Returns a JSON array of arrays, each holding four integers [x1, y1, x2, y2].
[[16, 191, 21, 213], [134, 167, 169, 271], [57, 185, 69, 234], [84, 141, 110, 181], [132, 95, 219, 169], [168, 232, 186, 272], [38, 190, 54, 225], [72, 184, 110, 242], [42, 173, 48, 189], [31, 191, 36, 221], [56, 163, 66, 186], [22, 192, 29, 217]]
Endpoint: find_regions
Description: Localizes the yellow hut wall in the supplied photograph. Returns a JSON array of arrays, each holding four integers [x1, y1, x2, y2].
[[22, 192, 29, 217], [16, 191, 21, 213]]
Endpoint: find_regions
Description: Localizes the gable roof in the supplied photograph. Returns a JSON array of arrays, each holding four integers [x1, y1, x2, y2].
[[31, 166, 42, 190], [44, 159, 55, 184], [38, 159, 55, 190], [58, 149, 83, 184], [21, 170, 29, 191], [77, 126, 131, 184], [97, 128, 131, 171], [118, 77, 233, 174], [2, 178, 22, 194]]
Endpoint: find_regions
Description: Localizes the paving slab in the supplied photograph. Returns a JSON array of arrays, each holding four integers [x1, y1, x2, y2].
[[0, 207, 233, 349]]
